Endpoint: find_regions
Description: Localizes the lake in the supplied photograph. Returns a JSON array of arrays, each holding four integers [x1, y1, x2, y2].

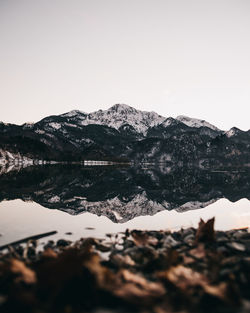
[[0, 164, 250, 246]]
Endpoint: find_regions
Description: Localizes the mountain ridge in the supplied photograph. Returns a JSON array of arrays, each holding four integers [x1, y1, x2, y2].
[[0, 104, 249, 165]]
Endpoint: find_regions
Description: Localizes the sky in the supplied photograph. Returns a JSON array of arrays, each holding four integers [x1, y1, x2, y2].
[[0, 0, 250, 130]]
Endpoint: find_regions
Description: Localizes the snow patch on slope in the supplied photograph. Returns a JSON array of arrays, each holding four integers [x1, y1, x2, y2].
[[49, 122, 61, 130], [225, 127, 243, 138], [159, 118, 177, 127], [176, 115, 220, 131], [62, 110, 86, 117]]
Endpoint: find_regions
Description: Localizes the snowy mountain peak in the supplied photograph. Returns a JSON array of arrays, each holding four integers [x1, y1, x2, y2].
[[31, 104, 223, 138], [160, 117, 180, 127], [79, 104, 165, 135], [225, 127, 243, 138], [108, 103, 136, 113], [62, 110, 86, 117], [176, 115, 220, 131]]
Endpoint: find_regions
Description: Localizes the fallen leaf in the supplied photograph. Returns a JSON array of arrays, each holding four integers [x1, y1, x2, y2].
[[42, 248, 58, 259], [112, 269, 165, 304], [188, 244, 206, 260], [195, 218, 215, 243], [110, 254, 136, 267], [159, 265, 233, 304], [10, 259, 36, 284], [131, 230, 158, 246]]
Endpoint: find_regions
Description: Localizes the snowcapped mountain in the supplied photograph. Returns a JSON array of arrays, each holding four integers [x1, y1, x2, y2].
[[0, 103, 249, 165], [176, 115, 220, 131], [31, 104, 222, 141], [60, 104, 166, 135], [225, 127, 244, 138]]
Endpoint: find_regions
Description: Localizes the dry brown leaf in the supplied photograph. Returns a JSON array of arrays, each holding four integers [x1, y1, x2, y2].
[[114, 282, 159, 303], [42, 248, 58, 259], [195, 217, 215, 243], [113, 269, 165, 304], [10, 259, 36, 284], [111, 254, 136, 267], [36, 248, 93, 290], [159, 265, 230, 303], [121, 269, 165, 295], [188, 244, 206, 260], [84, 253, 115, 287], [131, 230, 158, 246], [162, 265, 203, 290]]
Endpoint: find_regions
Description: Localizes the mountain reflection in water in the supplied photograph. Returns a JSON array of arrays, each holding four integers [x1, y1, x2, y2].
[[0, 164, 249, 223]]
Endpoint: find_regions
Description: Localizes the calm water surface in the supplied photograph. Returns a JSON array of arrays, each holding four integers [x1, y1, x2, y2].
[[0, 164, 250, 245]]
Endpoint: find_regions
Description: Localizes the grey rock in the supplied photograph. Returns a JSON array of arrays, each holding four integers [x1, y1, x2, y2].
[[217, 246, 229, 254], [217, 236, 228, 243], [182, 228, 195, 237], [233, 231, 249, 240], [226, 242, 246, 252], [184, 234, 195, 243], [162, 235, 180, 248], [44, 240, 55, 250], [57, 239, 71, 247]]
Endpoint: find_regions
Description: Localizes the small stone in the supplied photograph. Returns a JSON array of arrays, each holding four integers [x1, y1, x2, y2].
[[27, 246, 36, 257], [220, 268, 232, 277], [115, 244, 124, 251], [217, 246, 229, 254], [217, 236, 228, 243], [238, 233, 250, 240], [57, 239, 71, 247], [233, 231, 250, 240], [171, 231, 182, 241], [44, 240, 55, 250], [15, 245, 24, 256], [123, 240, 134, 250], [162, 235, 180, 248], [226, 242, 246, 252], [182, 228, 195, 237], [184, 234, 195, 243]]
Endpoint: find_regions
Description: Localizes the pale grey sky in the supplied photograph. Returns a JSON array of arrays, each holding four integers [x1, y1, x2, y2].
[[0, 0, 250, 130]]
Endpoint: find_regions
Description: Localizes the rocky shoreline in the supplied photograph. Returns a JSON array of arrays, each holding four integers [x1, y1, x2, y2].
[[1, 218, 250, 313]]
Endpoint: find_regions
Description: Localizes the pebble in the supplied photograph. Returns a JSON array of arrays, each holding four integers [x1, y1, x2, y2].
[[226, 242, 246, 252], [237, 232, 250, 240], [57, 239, 71, 247], [220, 268, 232, 278], [182, 228, 195, 237], [183, 234, 195, 243], [233, 231, 250, 240], [217, 236, 228, 243], [44, 240, 55, 250], [162, 235, 180, 248]]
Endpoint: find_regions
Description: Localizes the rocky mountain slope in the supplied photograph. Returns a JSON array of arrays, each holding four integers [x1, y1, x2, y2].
[[0, 104, 249, 165]]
